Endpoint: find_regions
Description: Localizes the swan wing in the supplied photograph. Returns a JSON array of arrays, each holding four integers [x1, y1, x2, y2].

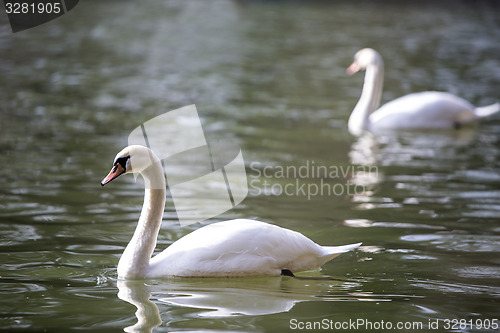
[[148, 219, 359, 277], [370, 92, 476, 129]]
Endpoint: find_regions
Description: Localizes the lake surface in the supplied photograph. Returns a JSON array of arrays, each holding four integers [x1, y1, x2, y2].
[[1, 0, 500, 332]]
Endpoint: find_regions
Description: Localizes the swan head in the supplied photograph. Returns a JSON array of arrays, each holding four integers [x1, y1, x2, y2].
[[101, 145, 161, 186], [347, 48, 383, 75]]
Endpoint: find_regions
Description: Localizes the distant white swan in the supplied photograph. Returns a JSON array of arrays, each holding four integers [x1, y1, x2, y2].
[[347, 48, 500, 136], [101, 145, 361, 279]]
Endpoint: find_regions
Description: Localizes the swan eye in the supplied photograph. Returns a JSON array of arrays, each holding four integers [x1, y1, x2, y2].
[[114, 155, 130, 171]]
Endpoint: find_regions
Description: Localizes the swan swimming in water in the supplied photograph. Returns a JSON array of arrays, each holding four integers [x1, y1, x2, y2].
[[101, 145, 361, 279], [347, 48, 500, 136]]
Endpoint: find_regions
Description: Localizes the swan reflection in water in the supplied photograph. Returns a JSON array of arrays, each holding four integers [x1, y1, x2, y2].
[[348, 128, 478, 209], [118, 280, 162, 333], [349, 128, 477, 169], [117, 275, 364, 331]]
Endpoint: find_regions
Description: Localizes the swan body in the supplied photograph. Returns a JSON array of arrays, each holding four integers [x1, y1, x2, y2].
[[149, 219, 360, 278], [347, 48, 500, 136], [101, 145, 361, 279]]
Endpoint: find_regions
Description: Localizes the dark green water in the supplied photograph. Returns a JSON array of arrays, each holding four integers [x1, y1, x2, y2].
[[1, 1, 499, 332]]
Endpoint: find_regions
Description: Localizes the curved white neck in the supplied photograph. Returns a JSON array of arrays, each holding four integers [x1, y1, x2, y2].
[[118, 162, 166, 279], [348, 61, 384, 136]]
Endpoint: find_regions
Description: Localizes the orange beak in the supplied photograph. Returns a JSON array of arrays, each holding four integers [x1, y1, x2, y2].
[[346, 61, 360, 75], [101, 163, 126, 186]]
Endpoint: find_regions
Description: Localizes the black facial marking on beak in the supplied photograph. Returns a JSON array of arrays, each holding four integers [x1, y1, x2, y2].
[[101, 155, 130, 186], [115, 156, 130, 170]]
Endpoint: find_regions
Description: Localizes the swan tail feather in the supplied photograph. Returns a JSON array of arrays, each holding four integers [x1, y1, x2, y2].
[[474, 103, 500, 118], [322, 242, 362, 261]]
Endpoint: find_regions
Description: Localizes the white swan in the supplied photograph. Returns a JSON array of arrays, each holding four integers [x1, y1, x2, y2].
[[101, 145, 361, 279], [347, 48, 500, 136]]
